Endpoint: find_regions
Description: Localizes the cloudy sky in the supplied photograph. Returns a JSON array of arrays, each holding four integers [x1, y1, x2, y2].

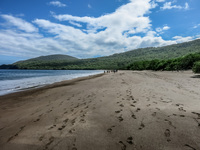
[[0, 0, 200, 64]]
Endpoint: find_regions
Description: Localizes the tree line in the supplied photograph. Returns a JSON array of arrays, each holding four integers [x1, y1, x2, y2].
[[126, 53, 200, 73]]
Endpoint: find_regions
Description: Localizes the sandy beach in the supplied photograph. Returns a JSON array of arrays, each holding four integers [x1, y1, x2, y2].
[[0, 71, 200, 150]]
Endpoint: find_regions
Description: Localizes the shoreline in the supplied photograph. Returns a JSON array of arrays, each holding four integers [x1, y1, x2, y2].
[[0, 69, 104, 97], [0, 72, 104, 100], [0, 70, 200, 150]]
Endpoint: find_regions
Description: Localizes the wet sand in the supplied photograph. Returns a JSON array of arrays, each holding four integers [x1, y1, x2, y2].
[[0, 71, 200, 150]]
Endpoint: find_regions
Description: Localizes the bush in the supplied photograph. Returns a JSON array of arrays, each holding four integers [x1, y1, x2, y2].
[[192, 61, 200, 73]]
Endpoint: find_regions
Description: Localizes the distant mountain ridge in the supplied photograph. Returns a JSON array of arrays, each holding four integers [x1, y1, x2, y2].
[[1, 39, 200, 70], [15, 54, 78, 64]]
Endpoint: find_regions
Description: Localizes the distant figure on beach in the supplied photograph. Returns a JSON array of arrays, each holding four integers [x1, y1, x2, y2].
[[113, 70, 118, 73], [105, 70, 118, 73]]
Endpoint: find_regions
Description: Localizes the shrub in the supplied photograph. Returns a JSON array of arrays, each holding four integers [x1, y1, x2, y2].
[[192, 61, 200, 73]]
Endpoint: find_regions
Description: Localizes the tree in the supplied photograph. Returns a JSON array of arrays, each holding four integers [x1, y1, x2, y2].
[[192, 61, 200, 73]]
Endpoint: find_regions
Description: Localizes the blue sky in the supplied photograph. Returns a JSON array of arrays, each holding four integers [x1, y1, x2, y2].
[[0, 0, 200, 64]]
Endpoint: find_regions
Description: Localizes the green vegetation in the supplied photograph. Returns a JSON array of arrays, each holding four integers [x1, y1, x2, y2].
[[192, 61, 200, 73], [1, 39, 200, 71], [127, 53, 200, 73]]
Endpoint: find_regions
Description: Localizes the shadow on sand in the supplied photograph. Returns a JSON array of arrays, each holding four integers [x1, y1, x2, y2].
[[191, 75, 200, 78]]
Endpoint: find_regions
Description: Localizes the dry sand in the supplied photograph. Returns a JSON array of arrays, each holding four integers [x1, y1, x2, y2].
[[0, 71, 200, 150]]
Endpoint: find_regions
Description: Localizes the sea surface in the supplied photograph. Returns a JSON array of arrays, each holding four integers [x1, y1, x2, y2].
[[0, 69, 104, 96]]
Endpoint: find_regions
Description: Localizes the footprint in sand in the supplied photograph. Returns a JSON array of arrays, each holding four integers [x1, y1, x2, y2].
[[192, 112, 200, 119], [63, 111, 68, 114], [132, 101, 137, 104], [152, 112, 156, 117], [178, 107, 186, 112], [138, 122, 145, 130], [170, 114, 185, 118], [164, 129, 171, 142], [115, 109, 122, 113], [84, 106, 89, 109], [46, 109, 53, 113], [34, 118, 40, 122], [44, 136, 55, 150], [107, 125, 115, 133], [184, 144, 197, 150], [7, 125, 26, 142], [119, 104, 124, 107], [71, 118, 76, 125], [126, 136, 134, 145], [74, 104, 79, 108], [58, 125, 66, 131], [136, 108, 141, 112], [130, 104, 135, 107], [69, 128, 76, 134], [130, 96, 134, 100], [48, 125, 56, 130], [172, 114, 177, 116], [117, 115, 124, 122], [131, 114, 136, 119], [119, 141, 127, 150], [164, 119, 176, 129], [175, 103, 184, 107], [39, 135, 44, 141], [193, 118, 200, 127], [72, 140, 78, 150], [107, 128, 112, 133], [80, 118, 86, 123], [156, 108, 161, 111], [34, 114, 43, 122], [160, 100, 172, 103]]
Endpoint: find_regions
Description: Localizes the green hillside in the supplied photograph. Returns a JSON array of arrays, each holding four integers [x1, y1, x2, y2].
[[14, 54, 78, 65], [1, 39, 200, 70], [13, 54, 79, 70], [127, 52, 200, 73]]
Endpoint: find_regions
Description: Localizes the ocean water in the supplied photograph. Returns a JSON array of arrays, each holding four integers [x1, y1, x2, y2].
[[0, 69, 104, 95]]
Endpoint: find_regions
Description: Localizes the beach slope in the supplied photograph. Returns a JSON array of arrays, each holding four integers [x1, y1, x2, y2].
[[0, 71, 200, 150]]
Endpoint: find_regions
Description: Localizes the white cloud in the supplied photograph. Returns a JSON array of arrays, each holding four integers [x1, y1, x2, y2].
[[33, 0, 178, 57], [161, 2, 189, 10], [150, 1, 158, 9], [0, 29, 67, 57], [173, 36, 193, 43], [193, 24, 200, 29], [185, 2, 189, 10], [0, 0, 196, 59], [156, 25, 170, 33], [0, 14, 38, 32], [163, 25, 170, 30], [49, 1, 66, 7], [53, 0, 153, 35], [155, 0, 165, 2], [156, 27, 162, 33], [69, 21, 82, 27]]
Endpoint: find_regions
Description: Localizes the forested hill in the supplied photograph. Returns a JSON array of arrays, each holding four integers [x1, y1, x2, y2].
[[15, 54, 78, 63], [1, 39, 200, 70]]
